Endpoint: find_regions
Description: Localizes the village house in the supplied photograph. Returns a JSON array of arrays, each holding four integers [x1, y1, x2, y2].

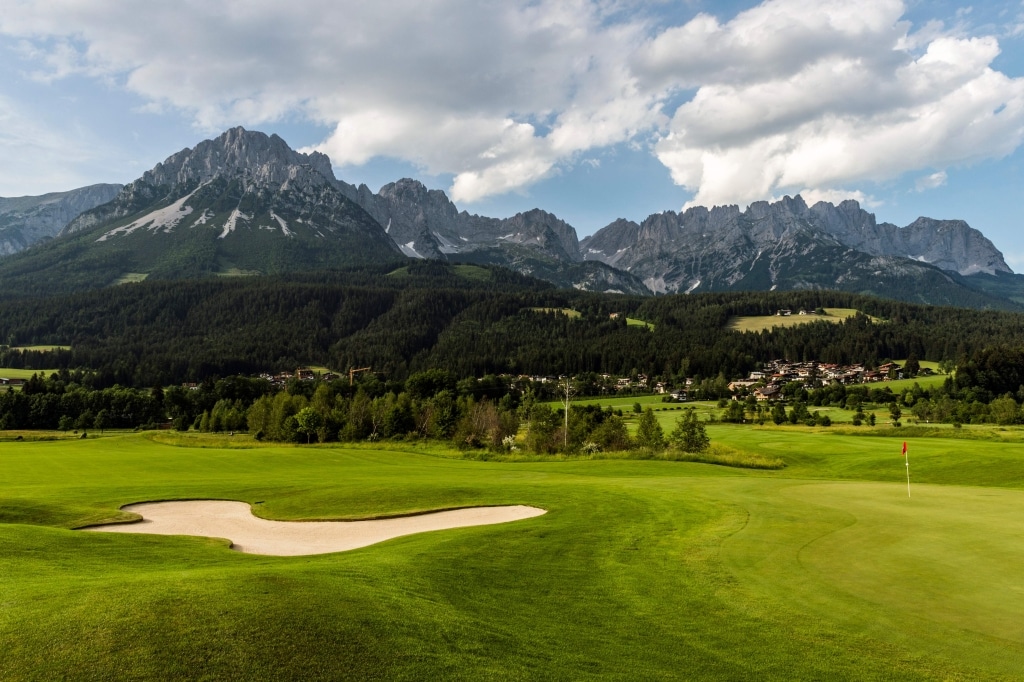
[[754, 385, 781, 401], [728, 380, 757, 393]]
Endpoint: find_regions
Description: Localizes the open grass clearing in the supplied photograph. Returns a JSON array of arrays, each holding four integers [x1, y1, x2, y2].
[[217, 266, 261, 277], [527, 306, 581, 318], [4, 431, 1024, 678], [625, 317, 654, 330], [111, 272, 148, 285], [879, 374, 947, 391], [451, 264, 492, 281], [727, 307, 883, 332], [0, 368, 61, 380]]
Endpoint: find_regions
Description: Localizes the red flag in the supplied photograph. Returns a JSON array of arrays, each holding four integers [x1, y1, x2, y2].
[[902, 441, 907, 455]]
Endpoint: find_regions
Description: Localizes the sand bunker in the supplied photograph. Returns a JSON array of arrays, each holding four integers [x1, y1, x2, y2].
[[84, 500, 546, 556]]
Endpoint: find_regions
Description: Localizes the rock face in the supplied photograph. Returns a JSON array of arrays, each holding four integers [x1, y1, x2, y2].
[[807, 201, 1009, 276], [581, 195, 1012, 296], [0, 184, 122, 255], [338, 177, 581, 262], [1, 128, 399, 293], [338, 177, 650, 294]]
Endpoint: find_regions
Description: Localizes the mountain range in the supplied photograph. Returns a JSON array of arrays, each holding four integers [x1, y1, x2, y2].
[[0, 127, 1020, 308], [0, 184, 122, 256]]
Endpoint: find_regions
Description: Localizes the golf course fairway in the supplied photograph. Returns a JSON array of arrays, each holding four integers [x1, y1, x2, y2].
[[2, 430, 1024, 680]]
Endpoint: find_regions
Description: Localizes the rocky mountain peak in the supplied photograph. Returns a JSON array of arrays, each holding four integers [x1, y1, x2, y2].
[[901, 217, 1010, 276], [143, 127, 336, 190], [62, 128, 345, 236]]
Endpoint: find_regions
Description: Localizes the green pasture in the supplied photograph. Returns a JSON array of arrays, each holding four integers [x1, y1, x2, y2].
[[880, 374, 947, 391], [895, 359, 943, 372], [451, 264, 492, 281], [4, 430, 1024, 679], [8, 345, 71, 352], [527, 306, 581, 318], [727, 307, 882, 332], [0, 368, 60, 380]]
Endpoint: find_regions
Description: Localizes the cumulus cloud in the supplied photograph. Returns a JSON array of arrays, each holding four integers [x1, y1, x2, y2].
[[792, 188, 878, 208], [915, 170, 948, 191], [0, 0, 659, 203], [648, 0, 1024, 208], [2, 0, 1024, 207]]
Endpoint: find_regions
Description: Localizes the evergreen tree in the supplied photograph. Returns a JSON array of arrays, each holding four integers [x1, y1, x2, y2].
[[636, 407, 665, 452], [669, 409, 710, 453]]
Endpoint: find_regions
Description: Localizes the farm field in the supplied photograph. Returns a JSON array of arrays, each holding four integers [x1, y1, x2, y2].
[[3, 429, 1024, 679]]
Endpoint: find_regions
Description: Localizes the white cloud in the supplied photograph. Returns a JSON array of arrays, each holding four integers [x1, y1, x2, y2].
[[649, 1, 1024, 208], [915, 170, 948, 191], [791, 188, 878, 208], [3, 0, 1024, 208], [0, 0, 658, 203]]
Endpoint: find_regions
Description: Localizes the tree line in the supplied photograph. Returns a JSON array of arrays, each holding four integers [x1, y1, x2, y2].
[[2, 264, 1024, 391], [0, 368, 718, 457]]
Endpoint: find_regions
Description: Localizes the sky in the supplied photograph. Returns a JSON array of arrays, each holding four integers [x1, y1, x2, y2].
[[1, 0, 1023, 268]]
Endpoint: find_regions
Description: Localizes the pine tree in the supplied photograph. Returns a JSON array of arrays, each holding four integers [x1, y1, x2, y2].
[[636, 407, 665, 452]]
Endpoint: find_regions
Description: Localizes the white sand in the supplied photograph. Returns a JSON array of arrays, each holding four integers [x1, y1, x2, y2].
[[83, 500, 546, 556]]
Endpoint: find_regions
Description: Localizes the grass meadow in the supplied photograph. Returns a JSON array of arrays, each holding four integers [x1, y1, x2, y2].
[[726, 307, 883, 332], [0, 368, 61, 383], [4, 426, 1024, 680]]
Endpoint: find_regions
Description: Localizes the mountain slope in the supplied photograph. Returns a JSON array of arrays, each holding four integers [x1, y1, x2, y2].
[[581, 195, 1017, 308], [0, 184, 122, 255], [0, 129, 401, 294], [807, 201, 1009, 276], [338, 177, 650, 294]]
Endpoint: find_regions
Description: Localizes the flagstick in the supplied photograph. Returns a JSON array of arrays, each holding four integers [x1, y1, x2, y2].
[[905, 452, 911, 498]]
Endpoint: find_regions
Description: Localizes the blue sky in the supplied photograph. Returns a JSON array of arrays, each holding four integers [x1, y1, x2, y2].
[[2, 0, 1023, 268]]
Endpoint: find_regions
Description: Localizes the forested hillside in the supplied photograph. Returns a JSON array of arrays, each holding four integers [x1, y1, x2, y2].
[[2, 262, 1024, 388]]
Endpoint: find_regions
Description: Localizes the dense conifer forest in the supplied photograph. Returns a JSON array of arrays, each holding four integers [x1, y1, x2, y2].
[[2, 262, 1023, 388]]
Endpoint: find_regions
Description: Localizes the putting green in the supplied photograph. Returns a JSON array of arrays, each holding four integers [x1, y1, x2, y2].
[[720, 479, 1024, 676]]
